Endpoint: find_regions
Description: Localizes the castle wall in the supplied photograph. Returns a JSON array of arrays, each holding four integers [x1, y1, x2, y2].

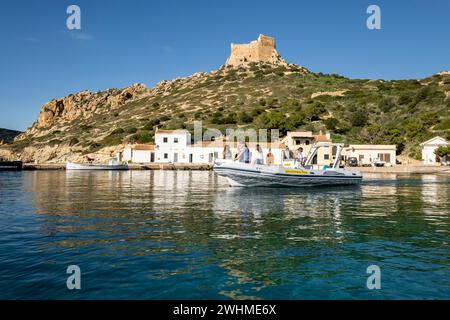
[[226, 34, 286, 66]]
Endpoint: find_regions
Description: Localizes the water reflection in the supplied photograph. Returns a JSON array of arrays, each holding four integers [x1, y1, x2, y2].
[[1, 171, 448, 299]]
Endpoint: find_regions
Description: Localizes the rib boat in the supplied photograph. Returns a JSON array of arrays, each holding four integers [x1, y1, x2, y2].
[[214, 143, 362, 187], [66, 158, 128, 171]]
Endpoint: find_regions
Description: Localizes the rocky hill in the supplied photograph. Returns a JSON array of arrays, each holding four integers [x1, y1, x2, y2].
[[1, 35, 449, 163], [0, 128, 22, 145]]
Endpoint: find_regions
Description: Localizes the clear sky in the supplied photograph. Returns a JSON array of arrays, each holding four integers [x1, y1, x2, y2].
[[1, 0, 449, 131]]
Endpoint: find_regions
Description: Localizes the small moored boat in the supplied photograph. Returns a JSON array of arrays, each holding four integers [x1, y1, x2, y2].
[[214, 143, 362, 187], [0, 160, 23, 171], [66, 158, 128, 171]]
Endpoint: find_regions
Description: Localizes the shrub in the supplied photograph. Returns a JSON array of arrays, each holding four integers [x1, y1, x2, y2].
[[125, 127, 138, 134], [324, 117, 339, 131], [304, 102, 326, 121], [420, 112, 439, 127], [259, 98, 266, 106], [131, 131, 153, 144], [435, 145, 450, 157], [111, 128, 125, 135], [239, 112, 253, 123], [378, 97, 396, 113], [349, 107, 368, 127], [223, 112, 237, 124], [69, 137, 79, 146], [398, 94, 412, 105], [48, 139, 62, 146]]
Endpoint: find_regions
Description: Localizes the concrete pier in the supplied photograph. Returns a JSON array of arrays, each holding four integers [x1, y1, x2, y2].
[[22, 163, 213, 171], [347, 165, 450, 175]]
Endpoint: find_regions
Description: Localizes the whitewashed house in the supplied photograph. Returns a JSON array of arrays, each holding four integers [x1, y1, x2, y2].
[[122, 144, 155, 163], [120, 128, 400, 167], [420, 136, 449, 165], [154, 129, 193, 163], [343, 145, 397, 166]]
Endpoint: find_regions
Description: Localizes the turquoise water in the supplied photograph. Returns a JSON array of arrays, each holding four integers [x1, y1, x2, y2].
[[0, 171, 448, 299]]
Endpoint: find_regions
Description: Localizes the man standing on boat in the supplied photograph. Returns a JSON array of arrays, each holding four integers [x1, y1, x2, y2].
[[283, 146, 293, 161], [295, 147, 305, 166]]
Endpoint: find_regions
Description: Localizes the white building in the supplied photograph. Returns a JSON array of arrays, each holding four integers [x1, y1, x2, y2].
[[120, 129, 399, 167], [420, 136, 449, 165], [154, 129, 193, 163], [343, 145, 397, 166], [281, 131, 332, 166], [122, 144, 155, 163]]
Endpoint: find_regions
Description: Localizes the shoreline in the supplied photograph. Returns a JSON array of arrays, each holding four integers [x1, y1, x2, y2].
[[21, 163, 213, 171], [15, 163, 450, 175]]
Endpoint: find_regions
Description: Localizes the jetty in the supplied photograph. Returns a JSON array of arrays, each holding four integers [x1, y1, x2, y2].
[[22, 163, 213, 171]]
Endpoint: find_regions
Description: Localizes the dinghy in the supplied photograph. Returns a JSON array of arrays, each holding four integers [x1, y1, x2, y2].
[[66, 158, 128, 170], [214, 143, 362, 187]]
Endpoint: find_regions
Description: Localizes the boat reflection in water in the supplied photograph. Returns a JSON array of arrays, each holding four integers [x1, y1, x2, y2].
[[8, 170, 448, 299]]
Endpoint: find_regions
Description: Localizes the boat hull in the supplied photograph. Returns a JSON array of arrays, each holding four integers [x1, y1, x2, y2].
[[66, 162, 128, 171], [0, 161, 23, 171], [214, 162, 362, 187]]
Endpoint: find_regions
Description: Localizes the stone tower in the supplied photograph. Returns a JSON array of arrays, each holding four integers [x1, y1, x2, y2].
[[226, 34, 287, 67]]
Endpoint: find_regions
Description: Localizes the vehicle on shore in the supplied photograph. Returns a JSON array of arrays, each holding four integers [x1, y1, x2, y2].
[[347, 157, 358, 167], [214, 143, 362, 187]]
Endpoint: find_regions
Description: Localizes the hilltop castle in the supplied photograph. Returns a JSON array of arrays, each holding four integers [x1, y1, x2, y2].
[[226, 34, 287, 67]]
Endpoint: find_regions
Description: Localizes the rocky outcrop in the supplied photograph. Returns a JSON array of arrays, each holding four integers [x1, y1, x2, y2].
[[226, 34, 287, 67], [18, 83, 149, 138]]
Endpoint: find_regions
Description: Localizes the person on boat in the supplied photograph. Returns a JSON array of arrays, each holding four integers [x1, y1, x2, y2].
[[233, 142, 244, 162], [283, 146, 293, 161], [222, 145, 232, 160], [234, 142, 250, 163], [266, 148, 274, 165], [252, 144, 264, 165], [243, 143, 250, 164], [295, 147, 305, 166]]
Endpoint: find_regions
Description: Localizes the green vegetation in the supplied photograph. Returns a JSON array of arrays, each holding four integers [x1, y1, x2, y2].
[[435, 145, 450, 158], [6, 63, 449, 160]]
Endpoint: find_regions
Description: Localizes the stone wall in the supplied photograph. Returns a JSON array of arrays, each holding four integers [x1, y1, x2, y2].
[[226, 34, 287, 67]]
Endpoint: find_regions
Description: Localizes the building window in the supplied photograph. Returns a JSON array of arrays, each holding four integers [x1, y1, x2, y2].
[[163, 137, 168, 143], [174, 137, 178, 143], [378, 153, 391, 162], [164, 153, 168, 159], [324, 154, 330, 160], [305, 140, 310, 145]]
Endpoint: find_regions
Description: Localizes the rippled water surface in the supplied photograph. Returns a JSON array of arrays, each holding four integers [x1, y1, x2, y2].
[[0, 171, 449, 299]]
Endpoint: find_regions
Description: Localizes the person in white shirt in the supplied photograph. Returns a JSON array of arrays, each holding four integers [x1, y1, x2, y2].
[[296, 147, 305, 166], [252, 144, 264, 165]]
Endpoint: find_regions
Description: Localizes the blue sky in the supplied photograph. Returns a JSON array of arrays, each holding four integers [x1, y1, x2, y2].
[[1, 0, 449, 131]]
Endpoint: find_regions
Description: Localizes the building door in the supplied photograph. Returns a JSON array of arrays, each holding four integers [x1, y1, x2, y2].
[[150, 153, 155, 163], [189, 154, 193, 163], [174, 153, 178, 163]]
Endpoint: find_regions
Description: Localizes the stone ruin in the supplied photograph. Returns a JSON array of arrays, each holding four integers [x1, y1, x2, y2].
[[226, 34, 287, 67]]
